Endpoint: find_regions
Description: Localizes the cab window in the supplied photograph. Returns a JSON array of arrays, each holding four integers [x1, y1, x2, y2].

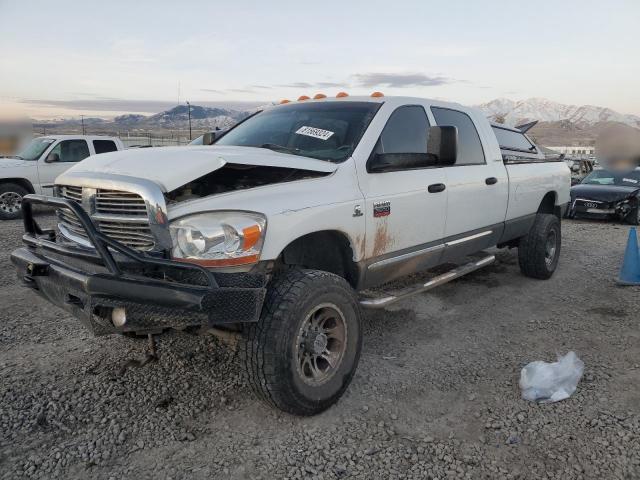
[[376, 105, 430, 155], [47, 140, 90, 163], [431, 107, 485, 165], [93, 140, 118, 154], [367, 105, 433, 173]]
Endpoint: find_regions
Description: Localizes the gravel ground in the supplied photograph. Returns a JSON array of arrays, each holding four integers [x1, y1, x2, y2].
[[1, 211, 639, 480]]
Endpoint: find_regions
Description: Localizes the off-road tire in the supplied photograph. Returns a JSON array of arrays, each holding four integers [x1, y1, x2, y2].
[[518, 213, 561, 280], [242, 269, 363, 416], [0, 183, 28, 220]]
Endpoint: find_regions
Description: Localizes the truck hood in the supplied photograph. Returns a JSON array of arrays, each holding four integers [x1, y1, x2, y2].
[[60, 145, 338, 192], [571, 183, 640, 203], [0, 157, 29, 169]]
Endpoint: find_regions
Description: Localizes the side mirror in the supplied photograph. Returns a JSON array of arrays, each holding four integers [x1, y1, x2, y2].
[[367, 125, 458, 173], [427, 126, 457, 166], [202, 132, 215, 145], [571, 164, 580, 172], [45, 152, 60, 163]]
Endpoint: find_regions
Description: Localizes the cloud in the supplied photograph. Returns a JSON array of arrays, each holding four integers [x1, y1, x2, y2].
[[277, 82, 314, 89], [353, 72, 452, 88], [200, 88, 224, 94], [228, 88, 256, 93], [276, 81, 347, 89], [250, 85, 272, 89], [316, 81, 346, 88]]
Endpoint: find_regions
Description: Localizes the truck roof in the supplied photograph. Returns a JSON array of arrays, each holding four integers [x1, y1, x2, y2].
[[271, 95, 470, 112], [37, 134, 119, 140]]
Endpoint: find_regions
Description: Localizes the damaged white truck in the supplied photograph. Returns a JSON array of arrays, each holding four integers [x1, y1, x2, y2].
[[11, 95, 570, 415]]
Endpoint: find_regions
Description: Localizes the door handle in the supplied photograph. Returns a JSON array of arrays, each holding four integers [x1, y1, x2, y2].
[[428, 183, 446, 193], [485, 177, 498, 185]]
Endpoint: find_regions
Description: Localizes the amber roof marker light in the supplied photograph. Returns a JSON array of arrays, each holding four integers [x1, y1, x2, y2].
[[279, 99, 291, 104], [297, 95, 310, 101], [370, 91, 384, 97], [313, 93, 327, 99], [336, 92, 349, 98]]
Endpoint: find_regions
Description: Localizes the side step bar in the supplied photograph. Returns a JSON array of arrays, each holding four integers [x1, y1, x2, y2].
[[359, 254, 495, 309]]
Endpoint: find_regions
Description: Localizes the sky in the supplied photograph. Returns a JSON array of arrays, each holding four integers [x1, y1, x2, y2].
[[1, 0, 639, 119]]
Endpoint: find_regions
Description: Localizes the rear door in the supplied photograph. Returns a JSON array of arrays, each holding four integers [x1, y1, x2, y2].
[[357, 104, 447, 286], [430, 107, 508, 260]]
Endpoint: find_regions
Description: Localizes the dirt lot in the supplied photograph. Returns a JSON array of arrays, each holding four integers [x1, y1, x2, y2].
[[0, 212, 639, 480]]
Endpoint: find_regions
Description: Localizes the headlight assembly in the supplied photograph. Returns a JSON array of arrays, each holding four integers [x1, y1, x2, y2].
[[169, 211, 266, 267]]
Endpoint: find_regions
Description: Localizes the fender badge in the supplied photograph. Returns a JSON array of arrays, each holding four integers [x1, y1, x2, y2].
[[353, 205, 363, 217], [373, 201, 391, 218]]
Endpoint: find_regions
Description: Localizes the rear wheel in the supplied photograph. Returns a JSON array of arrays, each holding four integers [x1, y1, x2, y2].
[[518, 213, 561, 279], [242, 269, 363, 415], [0, 183, 28, 220]]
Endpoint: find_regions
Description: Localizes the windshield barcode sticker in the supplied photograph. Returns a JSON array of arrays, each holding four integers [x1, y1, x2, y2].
[[295, 126, 334, 141]]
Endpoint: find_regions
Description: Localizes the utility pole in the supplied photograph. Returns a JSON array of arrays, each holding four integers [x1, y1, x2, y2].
[[186, 101, 192, 140], [81, 115, 86, 135]]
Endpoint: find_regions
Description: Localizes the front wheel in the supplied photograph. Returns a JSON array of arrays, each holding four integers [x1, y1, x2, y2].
[[0, 183, 28, 220], [518, 213, 561, 280], [242, 269, 363, 415]]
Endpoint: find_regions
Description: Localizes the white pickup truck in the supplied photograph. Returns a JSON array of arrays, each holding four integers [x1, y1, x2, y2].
[[0, 135, 124, 219], [11, 95, 569, 415]]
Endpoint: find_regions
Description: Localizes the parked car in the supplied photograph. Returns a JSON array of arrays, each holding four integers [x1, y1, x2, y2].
[[0, 135, 125, 219], [11, 95, 569, 415], [566, 167, 640, 224], [565, 158, 595, 185]]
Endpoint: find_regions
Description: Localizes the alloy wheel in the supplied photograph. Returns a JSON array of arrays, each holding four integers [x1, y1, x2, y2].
[[295, 303, 348, 386], [0, 191, 23, 215]]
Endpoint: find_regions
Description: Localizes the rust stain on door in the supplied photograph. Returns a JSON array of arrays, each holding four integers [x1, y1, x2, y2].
[[370, 220, 394, 258]]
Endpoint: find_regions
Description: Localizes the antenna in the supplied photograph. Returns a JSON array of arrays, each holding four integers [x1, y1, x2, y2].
[[177, 81, 181, 106]]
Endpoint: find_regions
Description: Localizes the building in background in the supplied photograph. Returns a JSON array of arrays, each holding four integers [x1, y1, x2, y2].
[[546, 146, 595, 158]]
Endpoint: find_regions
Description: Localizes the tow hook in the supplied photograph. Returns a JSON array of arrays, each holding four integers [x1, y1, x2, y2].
[[119, 334, 159, 375]]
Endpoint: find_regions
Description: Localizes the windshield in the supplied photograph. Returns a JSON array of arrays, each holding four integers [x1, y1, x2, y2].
[[216, 101, 381, 162], [189, 134, 204, 145], [14, 138, 55, 160], [581, 169, 640, 187]]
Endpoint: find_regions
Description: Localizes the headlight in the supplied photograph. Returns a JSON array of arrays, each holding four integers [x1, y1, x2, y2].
[[169, 211, 266, 267]]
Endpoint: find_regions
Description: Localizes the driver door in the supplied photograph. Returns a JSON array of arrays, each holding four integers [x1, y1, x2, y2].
[[356, 104, 448, 287], [37, 139, 91, 194]]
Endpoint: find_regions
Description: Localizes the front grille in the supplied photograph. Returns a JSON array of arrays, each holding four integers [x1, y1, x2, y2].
[[96, 189, 148, 216], [57, 186, 155, 251]]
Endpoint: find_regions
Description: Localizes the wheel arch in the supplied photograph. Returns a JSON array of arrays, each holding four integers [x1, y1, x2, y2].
[[0, 178, 35, 194], [537, 191, 561, 219], [278, 230, 362, 289]]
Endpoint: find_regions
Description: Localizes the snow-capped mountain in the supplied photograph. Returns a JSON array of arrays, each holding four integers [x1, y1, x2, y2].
[[477, 98, 640, 129], [32, 103, 259, 133], [134, 105, 250, 129]]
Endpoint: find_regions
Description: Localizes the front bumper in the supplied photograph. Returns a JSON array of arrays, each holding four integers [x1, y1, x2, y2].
[[11, 195, 267, 335], [568, 197, 637, 222]]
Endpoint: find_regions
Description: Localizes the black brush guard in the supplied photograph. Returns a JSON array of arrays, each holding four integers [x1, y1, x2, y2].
[[11, 194, 267, 335]]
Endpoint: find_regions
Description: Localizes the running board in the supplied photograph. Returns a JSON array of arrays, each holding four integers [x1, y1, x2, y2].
[[359, 254, 495, 309]]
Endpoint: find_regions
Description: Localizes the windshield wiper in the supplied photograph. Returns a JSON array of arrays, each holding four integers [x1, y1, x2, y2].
[[259, 143, 301, 155]]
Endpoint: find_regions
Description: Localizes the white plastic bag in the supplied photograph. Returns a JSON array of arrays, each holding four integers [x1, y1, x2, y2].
[[519, 351, 584, 403]]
